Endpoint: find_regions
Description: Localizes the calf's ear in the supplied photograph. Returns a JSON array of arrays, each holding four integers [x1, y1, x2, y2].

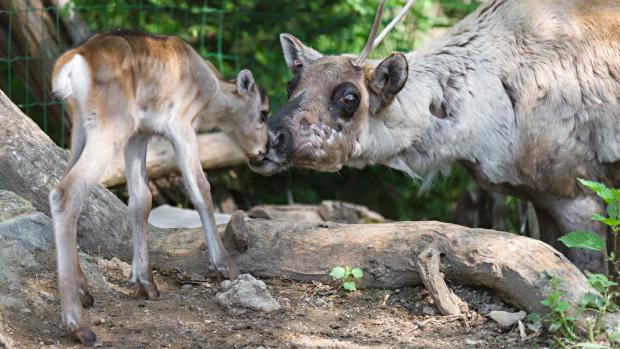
[[367, 52, 408, 114], [236, 69, 256, 97]]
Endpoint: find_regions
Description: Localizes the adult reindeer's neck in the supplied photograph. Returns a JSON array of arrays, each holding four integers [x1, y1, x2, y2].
[[354, 12, 515, 183]]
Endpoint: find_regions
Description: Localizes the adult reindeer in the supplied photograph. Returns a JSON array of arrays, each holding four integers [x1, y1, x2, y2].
[[250, 0, 620, 274], [50, 30, 268, 345]]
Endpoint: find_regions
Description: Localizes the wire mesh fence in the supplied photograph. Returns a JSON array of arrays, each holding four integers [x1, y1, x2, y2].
[[0, 0, 258, 147]]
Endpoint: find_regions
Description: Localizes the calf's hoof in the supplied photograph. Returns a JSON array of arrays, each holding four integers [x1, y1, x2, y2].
[[211, 256, 239, 281], [79, 289, 94, 308], [73, 326, 97, 346], [128, 280, 160, 300]]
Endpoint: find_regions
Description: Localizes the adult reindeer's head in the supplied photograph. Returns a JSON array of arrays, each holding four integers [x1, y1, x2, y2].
[[250, 0, 415, 175]]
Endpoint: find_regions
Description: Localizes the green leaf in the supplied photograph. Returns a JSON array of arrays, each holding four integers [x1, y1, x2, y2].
[[608, 202, 620, 221], [351, 268, 363, 279], [579, 292, 605, 308], [329, 267, 346, 280], [559, 231, 606, 251], [579, 179, 615, 204], [554, 300, 570, 313], [343, 281, 356, 292], [526, 313, 542, 332], [574, 343, 611, 349], [609, 330, 620, 343], [549, 321, 562, 332], [591, 214, 620, 227], [587, 273, 618, 293]]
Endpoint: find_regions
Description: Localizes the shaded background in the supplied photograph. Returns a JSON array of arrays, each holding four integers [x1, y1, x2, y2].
[[1, 0, 515, 227]]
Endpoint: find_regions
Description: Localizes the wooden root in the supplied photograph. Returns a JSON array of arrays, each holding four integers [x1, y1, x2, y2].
[[415, 247, 467, 316]]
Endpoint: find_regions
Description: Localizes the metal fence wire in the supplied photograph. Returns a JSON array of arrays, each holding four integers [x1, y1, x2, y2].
[[0, 0, 261, 147]]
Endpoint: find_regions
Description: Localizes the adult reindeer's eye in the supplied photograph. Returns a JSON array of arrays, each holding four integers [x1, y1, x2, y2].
[[341, 93, 359, 108]]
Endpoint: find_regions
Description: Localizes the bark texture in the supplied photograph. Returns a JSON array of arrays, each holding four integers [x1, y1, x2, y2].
[[0, 90, 132, 260], [149, 213, 596, 316]]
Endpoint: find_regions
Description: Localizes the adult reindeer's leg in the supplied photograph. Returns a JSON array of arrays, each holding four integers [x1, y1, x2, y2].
[[167, 122, 238, 280], [124, 133, 159, 299], [50, 124, 130, 346], [542, 195, 608, 274]]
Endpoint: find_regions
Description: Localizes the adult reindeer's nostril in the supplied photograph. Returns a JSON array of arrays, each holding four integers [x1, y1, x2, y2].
[[274, 128, 292, 154]]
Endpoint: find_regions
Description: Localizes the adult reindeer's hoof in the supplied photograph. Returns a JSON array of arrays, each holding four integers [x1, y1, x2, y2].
[[128, 279, 160, 300], [73, 326, 97, 346]]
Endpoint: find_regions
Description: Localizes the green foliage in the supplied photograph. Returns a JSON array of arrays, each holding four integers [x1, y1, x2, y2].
[[566, 179, 620, 273], [559, 231, 606, 251], [537, 179, 620, 348], [329, 266, 364, 292]]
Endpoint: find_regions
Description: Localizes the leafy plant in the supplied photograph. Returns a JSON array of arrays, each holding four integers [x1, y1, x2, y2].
[[329, 266, 364, 292], [529, 179, 620, 348]]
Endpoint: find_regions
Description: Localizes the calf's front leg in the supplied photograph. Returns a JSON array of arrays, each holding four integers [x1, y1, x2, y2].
[[167, 123, 238, 280]]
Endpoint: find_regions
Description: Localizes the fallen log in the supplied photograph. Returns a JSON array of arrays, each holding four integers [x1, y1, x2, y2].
[[0, 90, 133, 260], [248, 200, 386, 224], [149, 213, 602, 318], [101, 133, 246, 187]]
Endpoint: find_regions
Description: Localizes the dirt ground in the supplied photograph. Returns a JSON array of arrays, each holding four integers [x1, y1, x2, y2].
[[1, 252, 549, 349]]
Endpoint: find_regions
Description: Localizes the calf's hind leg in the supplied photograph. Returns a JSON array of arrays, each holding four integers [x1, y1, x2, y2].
[[124, 133, 159, 299], [50, 124, 131, 346]]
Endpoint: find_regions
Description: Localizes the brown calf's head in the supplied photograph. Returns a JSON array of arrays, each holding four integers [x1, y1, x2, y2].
[[222, 69, 270, 160], [250, 0, 414, 175]]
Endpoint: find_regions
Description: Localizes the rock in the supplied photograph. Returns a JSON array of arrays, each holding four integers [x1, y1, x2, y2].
[[488, 310, 527, 328], [0, 191, 53, 251], [0, 190, 36, 221], [148, 204, 231, 228], [0, 212, 53, 250], [215, 274, 280, 313], [422, 305, 437, 316], [314, 298, 329, 307]]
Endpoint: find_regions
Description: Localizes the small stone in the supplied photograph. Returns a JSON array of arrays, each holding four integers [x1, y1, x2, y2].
[[181, 284, 193, 290], [314, 298, 328, 307], [219, 280, 232, 290], [422, 305, 436, 316], [20, 308, 32, 314], [215, 274, 280, 313], [95, 318, 106, 325], [488, 310, 527, 329], [465, 338, 482, 346]]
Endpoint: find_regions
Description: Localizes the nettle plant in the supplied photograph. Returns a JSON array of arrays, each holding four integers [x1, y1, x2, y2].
[[529, 179, 620, 347], [329, 266, 364, 292]]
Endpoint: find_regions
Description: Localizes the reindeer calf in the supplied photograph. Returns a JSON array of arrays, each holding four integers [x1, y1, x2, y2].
[[51, 30, 269, 345]]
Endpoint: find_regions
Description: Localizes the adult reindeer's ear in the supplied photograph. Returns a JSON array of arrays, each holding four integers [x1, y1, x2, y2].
[[280, 33, 323, 73], [236, 69, 255, 96], [368, 52, 408, 114]]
